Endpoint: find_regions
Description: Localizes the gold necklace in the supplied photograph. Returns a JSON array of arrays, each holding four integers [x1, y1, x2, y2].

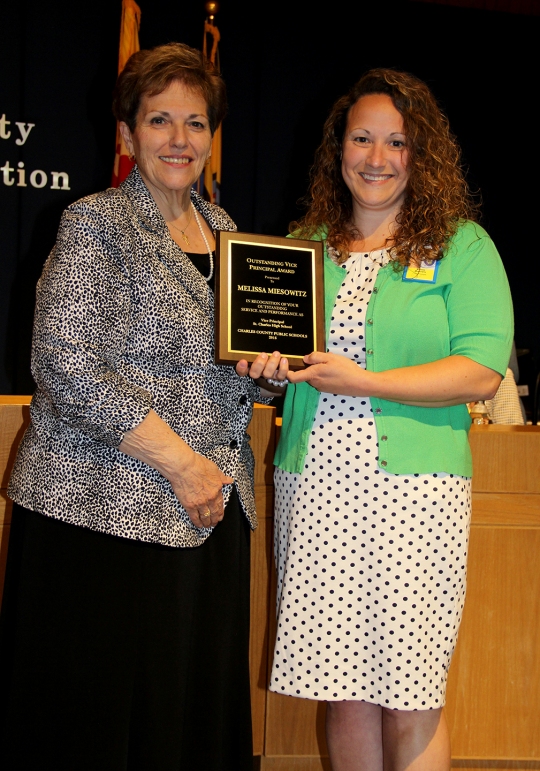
[[168, 206, 193, 246]]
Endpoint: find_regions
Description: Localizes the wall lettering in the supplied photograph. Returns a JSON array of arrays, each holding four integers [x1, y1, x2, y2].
[[1, 112, 71, 190]]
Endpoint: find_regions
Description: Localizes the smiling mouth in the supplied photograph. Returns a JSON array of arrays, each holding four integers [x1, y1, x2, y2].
[[360, 172, 393, 181], [160, 156, 191, 165]]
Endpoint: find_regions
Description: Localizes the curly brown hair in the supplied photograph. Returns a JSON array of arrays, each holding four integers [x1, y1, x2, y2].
[[291, 68, 478, 266], [112, 42, 226, 135]]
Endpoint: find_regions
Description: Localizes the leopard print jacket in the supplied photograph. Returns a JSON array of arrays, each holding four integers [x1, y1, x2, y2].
[[8, 167, 265, 547]]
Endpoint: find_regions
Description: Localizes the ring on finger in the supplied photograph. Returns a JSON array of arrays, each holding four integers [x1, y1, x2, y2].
[[201, 510, 211, 519]]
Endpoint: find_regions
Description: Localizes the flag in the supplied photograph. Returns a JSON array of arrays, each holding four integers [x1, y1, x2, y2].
[[197, 11, 222, 204], [111, 0, 141, 187]]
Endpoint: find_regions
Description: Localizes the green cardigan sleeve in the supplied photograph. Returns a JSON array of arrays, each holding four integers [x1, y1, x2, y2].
[[445, 222, 513, 376]]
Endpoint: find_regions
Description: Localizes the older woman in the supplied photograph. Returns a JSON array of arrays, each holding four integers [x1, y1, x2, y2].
[[0, 43, 280, 771], [266, 70, 513, 770]]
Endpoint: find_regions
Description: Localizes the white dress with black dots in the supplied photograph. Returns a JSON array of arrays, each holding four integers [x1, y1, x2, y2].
[[271, 250, 471, 710]]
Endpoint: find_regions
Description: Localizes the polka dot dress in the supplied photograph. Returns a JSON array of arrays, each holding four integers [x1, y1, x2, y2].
[[271, 251, 471, 710]]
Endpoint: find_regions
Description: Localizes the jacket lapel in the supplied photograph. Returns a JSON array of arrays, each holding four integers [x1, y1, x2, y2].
[[120, 168, 213, 313]]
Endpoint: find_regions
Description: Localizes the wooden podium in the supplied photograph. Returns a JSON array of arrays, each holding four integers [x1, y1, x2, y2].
[[247, 420, 540, 771], [1, 401, 539, 770]]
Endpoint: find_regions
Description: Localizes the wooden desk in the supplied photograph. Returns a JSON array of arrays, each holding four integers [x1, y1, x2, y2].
[[256, 425, 540, 771], [2, 405, 539, 770], [445, 426, 540, 768], [0, 397, 278, 758], [0, 396, 32, 601]]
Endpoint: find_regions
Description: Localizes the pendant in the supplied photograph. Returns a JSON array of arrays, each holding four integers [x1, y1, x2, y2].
[[181, 232, 190, 246]]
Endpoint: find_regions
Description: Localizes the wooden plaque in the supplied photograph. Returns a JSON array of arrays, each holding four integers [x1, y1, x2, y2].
[[215, 232, 325, 369]]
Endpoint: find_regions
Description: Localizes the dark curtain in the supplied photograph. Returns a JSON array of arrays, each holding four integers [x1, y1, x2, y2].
[[1, 0, 538, 398]]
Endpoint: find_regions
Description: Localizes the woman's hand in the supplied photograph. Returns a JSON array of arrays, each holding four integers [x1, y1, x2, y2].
[[288, 351, 373, 396], [236, 351, 289, 397], [119, 409, 233, 529], [287, 351, 502, 406], [167, 451, 233, 529]]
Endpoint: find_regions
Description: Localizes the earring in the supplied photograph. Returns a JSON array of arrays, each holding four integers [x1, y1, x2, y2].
[[128, 153, 135, 162]]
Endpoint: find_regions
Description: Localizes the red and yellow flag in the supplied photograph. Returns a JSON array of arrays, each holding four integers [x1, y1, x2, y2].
[[197, 10, 222, 204], [111, 0, 141, 187]]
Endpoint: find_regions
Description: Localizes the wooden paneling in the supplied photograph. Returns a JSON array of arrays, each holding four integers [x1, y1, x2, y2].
[[0, 396, 31, 488], [450, 764, 540, 770], [260, 758, 331, 771], [250, 499, 273, 754], [260, 763, 540, 771], [469, 425, 540, 493], [471, 493, 540, 526], [250, 404, 277, 486], [0, 396, 31, 602], [451, 429, 540, 758], [265, 693, 326, 757], [463, 426, 540, 766], [445, 526, 540, 760], [0, 493, 12, 603], [249, 405, 277, 755]]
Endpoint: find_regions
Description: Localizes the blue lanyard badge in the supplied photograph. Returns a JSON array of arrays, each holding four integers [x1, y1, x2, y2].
[[402, 260, 440, 283]]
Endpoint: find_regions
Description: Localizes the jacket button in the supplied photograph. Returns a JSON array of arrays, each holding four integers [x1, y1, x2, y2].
[[373, 287, 379, 293], [239, 395, 247, 405], [381, 435, 388, 441], [381, 460, 388, 467], [367, 349, 374, 355], [375, 408, 382, 414], [229, 439, 238, 449], [367, 318, 373, 325]]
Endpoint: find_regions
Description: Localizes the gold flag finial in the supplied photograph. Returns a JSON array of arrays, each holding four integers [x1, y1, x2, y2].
[[203, 2, 221, 64], [205, 2, 219, 22]]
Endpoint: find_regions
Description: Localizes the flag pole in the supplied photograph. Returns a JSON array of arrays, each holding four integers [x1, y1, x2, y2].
[[111, 0, 142, 187], [199, 2, 222, 204]]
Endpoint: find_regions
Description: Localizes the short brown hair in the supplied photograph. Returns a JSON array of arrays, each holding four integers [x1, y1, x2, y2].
[[112, 42, 227, 134], [292, 68, 478, 266]]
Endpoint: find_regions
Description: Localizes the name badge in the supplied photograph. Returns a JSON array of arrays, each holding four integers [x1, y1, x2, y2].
[[402, 260, 440, 283]]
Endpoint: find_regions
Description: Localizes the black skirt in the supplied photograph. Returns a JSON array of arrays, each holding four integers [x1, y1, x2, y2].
[[0, 489, 252, 771]]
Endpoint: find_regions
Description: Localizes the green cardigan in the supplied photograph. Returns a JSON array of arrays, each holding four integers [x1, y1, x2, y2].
[[274, 221, 513, 477]]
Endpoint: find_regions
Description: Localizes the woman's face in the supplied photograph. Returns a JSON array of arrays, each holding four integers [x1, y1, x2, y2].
[[120, 80, 212, 201], [341, 93, 409, 218]]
